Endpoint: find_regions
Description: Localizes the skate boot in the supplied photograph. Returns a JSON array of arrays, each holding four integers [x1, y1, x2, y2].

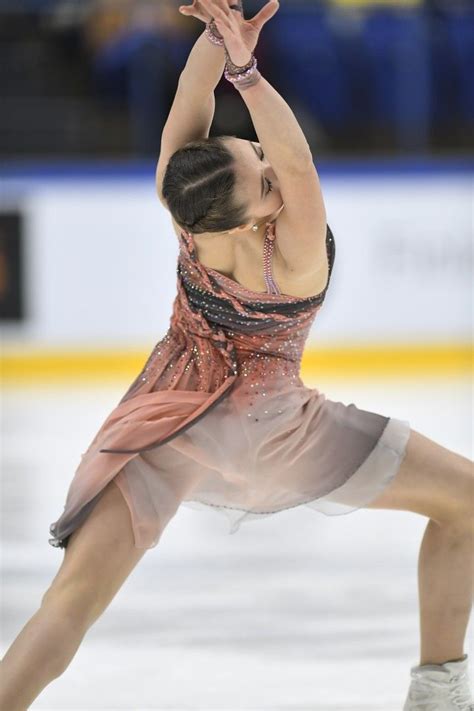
[[403, 653, 473, 710]]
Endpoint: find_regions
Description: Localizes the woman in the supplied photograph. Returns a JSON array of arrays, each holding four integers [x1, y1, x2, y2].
[[1, 1, 472, 709]]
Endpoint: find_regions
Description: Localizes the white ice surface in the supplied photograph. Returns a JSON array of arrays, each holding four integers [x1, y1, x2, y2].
[[1, 375, 472, 710]]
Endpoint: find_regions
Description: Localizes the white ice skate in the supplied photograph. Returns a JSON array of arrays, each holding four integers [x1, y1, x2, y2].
[[402, 653, 473, 710]]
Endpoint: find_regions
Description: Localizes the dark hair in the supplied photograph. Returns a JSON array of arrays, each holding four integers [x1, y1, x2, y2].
[[161, 135, 250, 235]]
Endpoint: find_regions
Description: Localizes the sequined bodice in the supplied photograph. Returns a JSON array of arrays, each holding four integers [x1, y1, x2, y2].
[[121, 221, 335, 393], [173, 223, 336, 388], [100, 223, 336, 454]]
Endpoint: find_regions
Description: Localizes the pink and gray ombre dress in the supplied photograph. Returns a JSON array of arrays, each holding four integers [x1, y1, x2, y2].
[[49, 221, 411, 550]]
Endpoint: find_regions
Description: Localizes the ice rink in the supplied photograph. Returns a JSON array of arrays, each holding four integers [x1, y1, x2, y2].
[[1, 0, 473, 705], [1, 374, 472, 711]]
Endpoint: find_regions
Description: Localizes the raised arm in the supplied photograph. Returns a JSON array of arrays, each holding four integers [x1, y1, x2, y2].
[[155, 29, 226, 204], [238, 74, 328, 275], [156, 0, 280, 205], [208, 0, 328, 278]]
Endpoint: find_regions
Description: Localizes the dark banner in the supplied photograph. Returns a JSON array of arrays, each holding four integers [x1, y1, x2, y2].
[[0, 212, 24, 321]]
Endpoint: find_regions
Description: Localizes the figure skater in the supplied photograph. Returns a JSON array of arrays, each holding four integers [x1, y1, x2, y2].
[[1, 1, 472, 709]]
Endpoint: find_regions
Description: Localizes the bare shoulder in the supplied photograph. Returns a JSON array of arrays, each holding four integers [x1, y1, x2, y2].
[[168, 212, 328, 300]]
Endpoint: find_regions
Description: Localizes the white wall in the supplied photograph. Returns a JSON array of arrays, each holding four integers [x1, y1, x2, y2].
[[1, 167, 472, 348]]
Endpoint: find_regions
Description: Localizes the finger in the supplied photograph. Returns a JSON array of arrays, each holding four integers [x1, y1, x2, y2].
[[204, 5, 232, 32], [250, 0, 279, 29], [179, 1, 201, 15], [204, 1, 230, 21], [199, 0, 218, 18], [213, 10, 233, 31], [202, 0, 235, 28], [178, 5, 197, 15], [209, 0, 233, 16], [200, 0, 224, 14], [251, 0, 280, 26]]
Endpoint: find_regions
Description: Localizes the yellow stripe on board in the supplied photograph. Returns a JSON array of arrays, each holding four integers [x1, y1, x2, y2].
[[2, 344, 471, 386], [301, 344, 472, 378]]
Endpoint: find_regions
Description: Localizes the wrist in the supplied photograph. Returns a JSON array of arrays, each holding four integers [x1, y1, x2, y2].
[[225, 47, 252, 68], [205, 20, 224, 46], [224, 53, 261, 90]]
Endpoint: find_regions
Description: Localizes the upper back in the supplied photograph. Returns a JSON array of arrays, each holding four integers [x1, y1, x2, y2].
[[170, 216, 329, 300]]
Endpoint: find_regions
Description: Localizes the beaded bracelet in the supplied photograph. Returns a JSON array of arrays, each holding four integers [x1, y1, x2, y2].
[[224, 52, 261, 91], [224, 47, 254, 75], [205, 21, 224, 46]]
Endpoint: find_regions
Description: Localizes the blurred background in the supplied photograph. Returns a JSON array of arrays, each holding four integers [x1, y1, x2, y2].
[[1, 1, 472, 709], [0, 0, 473, 156]]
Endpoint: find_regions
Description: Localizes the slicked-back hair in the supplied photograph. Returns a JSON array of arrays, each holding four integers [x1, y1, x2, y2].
[[161, 135, 250, 235]]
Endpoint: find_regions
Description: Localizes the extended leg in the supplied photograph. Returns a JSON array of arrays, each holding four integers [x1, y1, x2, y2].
[[0, 480, 147, 711]]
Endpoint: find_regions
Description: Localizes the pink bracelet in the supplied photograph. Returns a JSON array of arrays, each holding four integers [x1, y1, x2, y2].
[[233, 69, 262, 90], [205, 21, 224, 47], [224, 46, 254, 75], [224, 54, 261, 91]]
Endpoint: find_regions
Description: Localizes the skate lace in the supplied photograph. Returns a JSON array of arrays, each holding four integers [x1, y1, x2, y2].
[[410, 669, 472, 710]]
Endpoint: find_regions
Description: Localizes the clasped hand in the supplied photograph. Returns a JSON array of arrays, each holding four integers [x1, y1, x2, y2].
[[179, 0, 279, 57]]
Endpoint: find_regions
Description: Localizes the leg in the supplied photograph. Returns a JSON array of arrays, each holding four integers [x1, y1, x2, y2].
[[0, 479, 147, 711], [365, 428, 474, 665]]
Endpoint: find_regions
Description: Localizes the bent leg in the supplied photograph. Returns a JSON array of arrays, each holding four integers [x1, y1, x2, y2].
[[365, 428, 474, 666], [365, 428, 472, 524], [0, 479, 147, 711]]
